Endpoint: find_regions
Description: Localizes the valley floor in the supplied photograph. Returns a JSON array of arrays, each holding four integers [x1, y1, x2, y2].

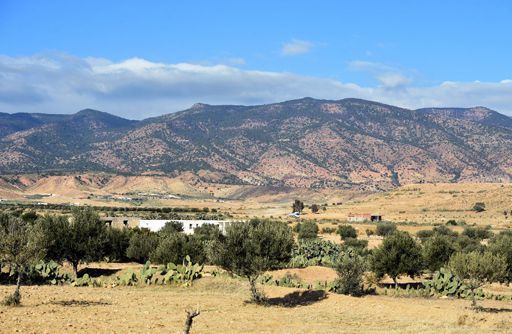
[[2, 174, 512, 227], [1, 276, 512, 333]]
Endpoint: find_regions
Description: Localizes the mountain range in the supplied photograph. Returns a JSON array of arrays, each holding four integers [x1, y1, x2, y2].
[[1, 98, 511, 190]]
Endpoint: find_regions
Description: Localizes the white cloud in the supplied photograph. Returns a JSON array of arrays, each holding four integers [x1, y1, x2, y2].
[[0, 53, 512, 119], [349, 60, 412, 88], [280, 39, 314, 56]]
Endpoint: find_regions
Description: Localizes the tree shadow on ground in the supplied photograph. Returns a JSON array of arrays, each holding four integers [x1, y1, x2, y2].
[[379, 282, 424, 289], [48, 299, 111, 307], [77, 268, 120, 278], [264, 290, 327, 307], [474, 306, 512, 313]]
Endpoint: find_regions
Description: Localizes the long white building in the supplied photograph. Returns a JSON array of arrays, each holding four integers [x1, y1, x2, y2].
[[138, 219, 231, 234]]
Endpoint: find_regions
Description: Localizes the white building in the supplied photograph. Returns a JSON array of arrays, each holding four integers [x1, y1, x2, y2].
[[138, 219, 231, 234]]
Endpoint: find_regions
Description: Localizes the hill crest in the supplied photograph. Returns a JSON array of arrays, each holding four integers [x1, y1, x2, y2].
[[1, 98, 511, 189]]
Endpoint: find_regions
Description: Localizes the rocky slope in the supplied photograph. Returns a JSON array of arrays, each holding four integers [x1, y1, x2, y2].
[[1, 98, 511, 189]]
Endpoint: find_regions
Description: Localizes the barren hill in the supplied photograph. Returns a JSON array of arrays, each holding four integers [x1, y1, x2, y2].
[[1, 98, 512, 189]]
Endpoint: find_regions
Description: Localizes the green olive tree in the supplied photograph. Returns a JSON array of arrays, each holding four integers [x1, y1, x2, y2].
[[213, 219, 294, 303], [0, 214, 45, 306], [448, 251, 507, 308], [370, 231, 423, 286], [51, 208, 109, 279]]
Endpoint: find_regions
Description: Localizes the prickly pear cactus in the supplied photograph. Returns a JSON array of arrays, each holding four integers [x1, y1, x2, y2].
[[140, 261, 158, 285], [117, 270, 138, 286], [423, 268, 468, 297], [31, 260, 71, 285], [161, 255, 203, 287], [72, 273, 94, 287]]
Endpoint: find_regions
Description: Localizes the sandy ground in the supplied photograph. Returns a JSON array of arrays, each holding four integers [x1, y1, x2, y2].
[[1, 276, 512, 334], [268, 266, 338, 283]]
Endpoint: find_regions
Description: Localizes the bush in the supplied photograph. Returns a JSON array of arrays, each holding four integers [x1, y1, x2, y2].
[[472, 202, 486, 213], [334, 249, 366, 296], [341, 238, 368, 255], [422, 234, 456, 272], [365, 229, 374, 237], [105, 228, 132, 262], [488, 233, 512, 283], [150, 233, 188, 264], [454, 235, 482, 253], [159, 221, 184, 235], [448, 251, 507, 307], [296, 221, 319, 240], [375, 222, 397, 236], [193, 223, 224, 242], [432, 225, 458, 238], [21, 211, 38, 223], [416, 230, 434, 241], [126, 229, 159, 263], [2, 293, 21, 306], [462, 226, 492, 240], [370, 231, 423, 285], [337, 225, 357, 240], [321, 227, 336, 234], [183, 235, 209, 264]]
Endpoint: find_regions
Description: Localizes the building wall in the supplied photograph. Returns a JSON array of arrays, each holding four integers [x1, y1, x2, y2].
[[138, 219, 231, 234], [348, 216, 368, 222], [101, 217, 140, 229]]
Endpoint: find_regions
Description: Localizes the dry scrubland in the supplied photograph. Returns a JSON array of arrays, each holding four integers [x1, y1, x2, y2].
[[2, 177, 512, 333], [2, 174, 512, 226], [294, 183, 512, 227], [1, 275, 512, 334]]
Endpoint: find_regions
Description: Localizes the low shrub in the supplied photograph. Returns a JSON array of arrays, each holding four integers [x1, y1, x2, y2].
[[126, 229, 159, 263], [337, 225, 357, 240], [461, 226, 493, 240], [295, 221, 319, 240], [416, 230, 434, 241], [375, 222, 397, 236], [321, 227, 336, 234], [333, 249, 366, 296], [341, 238, 369, 256]]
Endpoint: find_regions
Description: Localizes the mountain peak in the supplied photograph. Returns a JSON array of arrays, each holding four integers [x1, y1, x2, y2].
[[75, 108, 110, 116], [191, 103, 210, 110]]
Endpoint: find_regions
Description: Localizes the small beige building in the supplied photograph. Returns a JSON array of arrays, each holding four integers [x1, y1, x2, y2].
[[347, 213, 382, 223], [101, 217, 140, 229]]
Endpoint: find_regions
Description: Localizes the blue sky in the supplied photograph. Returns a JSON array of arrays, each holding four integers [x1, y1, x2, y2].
[[1, 1, 512, 118]]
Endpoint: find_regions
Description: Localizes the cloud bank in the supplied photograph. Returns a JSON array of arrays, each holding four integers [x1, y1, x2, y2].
[[0, 53, 512, 119]]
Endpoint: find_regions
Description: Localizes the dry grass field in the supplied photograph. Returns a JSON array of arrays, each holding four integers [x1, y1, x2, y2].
[[2, 174, 511, 227], [2, 275, 512, 334], [293, 183, 512, 228]]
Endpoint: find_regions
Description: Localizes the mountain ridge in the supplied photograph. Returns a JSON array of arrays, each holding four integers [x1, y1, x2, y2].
[[1, 98, 511, 190]]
